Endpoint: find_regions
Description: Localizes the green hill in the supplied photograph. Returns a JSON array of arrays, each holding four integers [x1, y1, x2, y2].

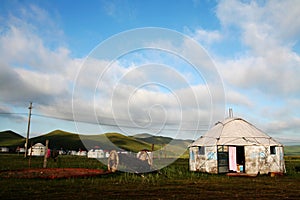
[[105, 133, 152, 152], [131, 134, 173, 145], [29, 130, 86, 150], [130, 134, 192, 157], [0, 130, 192, 154], [29, 130, 162, 152], [0, 130, 25, 148], [285, 145, 300, 156], [80, 132, 152, 152]]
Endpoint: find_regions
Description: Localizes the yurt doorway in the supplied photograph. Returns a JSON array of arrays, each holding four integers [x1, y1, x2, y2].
[[217, 146, 246, 173], [228, 146, 245, 173], [236, 146, 245, 173]]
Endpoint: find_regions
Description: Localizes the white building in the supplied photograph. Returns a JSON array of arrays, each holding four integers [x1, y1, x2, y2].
[[189, 117, 286, 175], [28, 143, 46, 156], [0, 147, 9, 152], [87, 149, 105, 158], [77, 150, 87, 156]]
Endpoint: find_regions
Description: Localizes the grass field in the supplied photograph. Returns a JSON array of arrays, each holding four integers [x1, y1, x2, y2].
[[1, 154, 300, 200]]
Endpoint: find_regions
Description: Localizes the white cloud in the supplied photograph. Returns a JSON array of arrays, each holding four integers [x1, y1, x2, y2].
[[213, 0, 300, 141], [0, 24, 71, 73], [74, 57, 216, 130], [215, 0, 300, 96], [69, 33, 226, 133], [15, 68, 67, 96], [217, 0, 300, 51], [262, 1, 300, 43], [219, 54, 300, 96], [186, 28, 223, 45], [0, 4, 79, 114], [225, 89, 253, 108], [264, 118, 300, 138], [70, 38, 226, 135]]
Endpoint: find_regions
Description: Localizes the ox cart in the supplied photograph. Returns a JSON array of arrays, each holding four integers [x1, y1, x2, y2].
[[107, 150, 153, 173]]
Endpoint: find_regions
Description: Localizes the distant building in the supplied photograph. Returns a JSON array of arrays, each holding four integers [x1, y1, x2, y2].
[[88, 149, 105, 158], [0, 147, 9, 153], [16, 146, 25, 153], [77, 150, 87, 156], [28, 143, 46, 156], [69, 150, 77, 155]]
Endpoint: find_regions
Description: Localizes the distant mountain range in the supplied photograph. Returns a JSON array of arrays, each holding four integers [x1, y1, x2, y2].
[[0, 130, 299, 156], [0, 130, 192, 154]]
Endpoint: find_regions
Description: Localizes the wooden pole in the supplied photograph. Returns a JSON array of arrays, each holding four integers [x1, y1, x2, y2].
[[43, 140, 49, 168], [151, 144, 154, 159], [28, 141, 33, 168], [24, 102, 33, 158]]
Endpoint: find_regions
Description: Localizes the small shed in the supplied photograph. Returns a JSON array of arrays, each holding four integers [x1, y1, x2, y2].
[[88, 149, 105, 158], [189, 117, 286, 175], [28, 143, 46, 156]]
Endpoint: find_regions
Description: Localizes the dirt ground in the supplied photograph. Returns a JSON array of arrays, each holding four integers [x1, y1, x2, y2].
[[0, 168, 110, 179]]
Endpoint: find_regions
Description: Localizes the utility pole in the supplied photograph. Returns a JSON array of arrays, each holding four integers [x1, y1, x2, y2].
[[24, 102, 33, 158]]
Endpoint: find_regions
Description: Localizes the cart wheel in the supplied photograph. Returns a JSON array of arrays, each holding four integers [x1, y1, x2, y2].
[[107, 150, 119, 172]]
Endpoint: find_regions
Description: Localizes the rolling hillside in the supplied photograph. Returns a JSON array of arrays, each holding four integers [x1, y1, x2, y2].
[[131, 133, 173, 144], [0, 130, 192, 154], [30, 130, 86, 151], [3, 130, 297, 156], [285, 145, 300, 156], [0, 130, 25, 148], [80, 132, 153, 152], [28, 130, 192, 153]]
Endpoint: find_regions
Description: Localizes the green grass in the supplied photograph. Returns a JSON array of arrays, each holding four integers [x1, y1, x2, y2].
[[1, 154, 300, 199], [0, 154, 107, 170]]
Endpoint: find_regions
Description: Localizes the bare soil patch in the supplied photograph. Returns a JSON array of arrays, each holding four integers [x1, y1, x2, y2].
[[0, 168, 110, 179]]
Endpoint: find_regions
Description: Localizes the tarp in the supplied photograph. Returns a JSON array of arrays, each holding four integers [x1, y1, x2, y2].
[[228, 146, 237, 171]]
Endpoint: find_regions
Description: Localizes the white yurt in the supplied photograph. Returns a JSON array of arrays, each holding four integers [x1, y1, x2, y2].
[[28, 143, 46, 156], [88, 149, 105, 158], [189, 115, 286, 175]]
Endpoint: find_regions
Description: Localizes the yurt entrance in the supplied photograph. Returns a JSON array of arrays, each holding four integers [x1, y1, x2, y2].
[[217, 145, 245, 173], [228, 146, 245, 173], [236, 146, 245, 173]]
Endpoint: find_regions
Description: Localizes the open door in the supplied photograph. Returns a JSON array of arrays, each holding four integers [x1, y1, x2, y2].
[[228, 146, 245, 173], [217, 146, 246, 173], [236, 146, 245, 173]]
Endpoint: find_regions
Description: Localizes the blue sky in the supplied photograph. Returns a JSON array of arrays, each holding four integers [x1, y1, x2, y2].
[[0, 0, 300, 145]]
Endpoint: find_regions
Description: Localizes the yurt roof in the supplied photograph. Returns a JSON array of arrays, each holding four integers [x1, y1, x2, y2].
[[33, 143, 45, 147], [190, 117, 282, 146]]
